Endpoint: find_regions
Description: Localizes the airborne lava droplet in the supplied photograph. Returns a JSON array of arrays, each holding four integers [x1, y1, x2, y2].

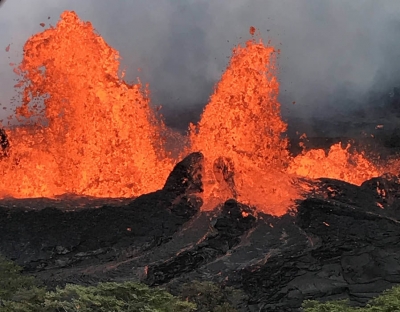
[[249, 26, 256, 36], [39, 23, 45, 27], [5, 44, 10, 52]]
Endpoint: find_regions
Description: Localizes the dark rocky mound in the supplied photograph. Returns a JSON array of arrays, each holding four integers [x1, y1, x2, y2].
[[1, 152, 400, 311]]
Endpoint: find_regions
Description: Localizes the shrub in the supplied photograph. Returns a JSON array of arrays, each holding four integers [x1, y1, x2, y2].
[[180, 280, 244, 312], [0, 254, 43, 301], [0, 255, 195, 312], [303, 285, 400, 312]]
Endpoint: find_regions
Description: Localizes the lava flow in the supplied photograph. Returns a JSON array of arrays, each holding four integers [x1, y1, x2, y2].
[[0, 11, 384, 215]]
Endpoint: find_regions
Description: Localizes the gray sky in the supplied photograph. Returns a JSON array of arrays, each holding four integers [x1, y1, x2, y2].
[[1, 0, 400, 126]]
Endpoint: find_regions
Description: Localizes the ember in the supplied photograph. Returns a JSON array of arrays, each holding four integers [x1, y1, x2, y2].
[[0, 11, 383, 215]]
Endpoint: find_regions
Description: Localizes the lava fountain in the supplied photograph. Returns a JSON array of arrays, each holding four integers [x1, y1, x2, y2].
[[0, 11, 383, 216], [0, 11, 174, 198], [189, 34, 300, 215]]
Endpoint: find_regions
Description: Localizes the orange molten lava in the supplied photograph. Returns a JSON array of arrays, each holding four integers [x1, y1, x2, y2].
[[0, 11, 173, 198], [288, 143, 381, 186], [0, 12, 382, 215], [189, 36, 300, 215]]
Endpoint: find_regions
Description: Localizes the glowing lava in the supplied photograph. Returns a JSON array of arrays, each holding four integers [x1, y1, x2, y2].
[[288, 143, 381, 186], [0, 11, 173, 198], [189, 34, 300, 215], [0, 12, 382, 215]]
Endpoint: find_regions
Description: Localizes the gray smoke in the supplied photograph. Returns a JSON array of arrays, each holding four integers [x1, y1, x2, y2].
[[1, 0, 400, 131]]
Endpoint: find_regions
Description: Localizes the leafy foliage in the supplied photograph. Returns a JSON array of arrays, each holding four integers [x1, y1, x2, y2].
[[180, 280, 245, 312], [303, 285, 400, 312], [5, 251, 400, 312], [0, 254, 43, 301], [0, 255, 195, 312]]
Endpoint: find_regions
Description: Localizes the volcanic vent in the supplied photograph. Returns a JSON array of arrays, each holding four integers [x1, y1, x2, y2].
[[0, 10, 386, 215]]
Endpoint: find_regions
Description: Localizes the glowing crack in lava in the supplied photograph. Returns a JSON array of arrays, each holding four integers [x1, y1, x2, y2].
[[189, 36, 301, 215], [1, 11, 174, 198]]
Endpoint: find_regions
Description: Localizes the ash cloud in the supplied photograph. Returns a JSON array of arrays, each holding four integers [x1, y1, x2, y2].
[[1, 0, 400, 132]]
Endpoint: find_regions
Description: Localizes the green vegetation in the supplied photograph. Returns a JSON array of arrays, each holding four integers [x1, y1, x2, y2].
[[0, 254, 194, 312], [8, 252, 400, 312], [0, 254, 40, 301], [1, 282, 196, 312], [0, 255, 240, 312], [303, 285, 400, 311], [180, 280, 243, 312]]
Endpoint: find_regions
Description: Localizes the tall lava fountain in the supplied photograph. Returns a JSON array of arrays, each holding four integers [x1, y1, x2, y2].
[[189, 37, 299, 215], [1, 11, 174, 198]]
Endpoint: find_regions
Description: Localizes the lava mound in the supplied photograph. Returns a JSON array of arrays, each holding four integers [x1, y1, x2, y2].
[[1, 153, 400, 311]]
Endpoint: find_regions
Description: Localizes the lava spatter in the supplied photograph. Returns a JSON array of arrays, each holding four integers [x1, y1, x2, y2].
[[288, 143, 381, 186]]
